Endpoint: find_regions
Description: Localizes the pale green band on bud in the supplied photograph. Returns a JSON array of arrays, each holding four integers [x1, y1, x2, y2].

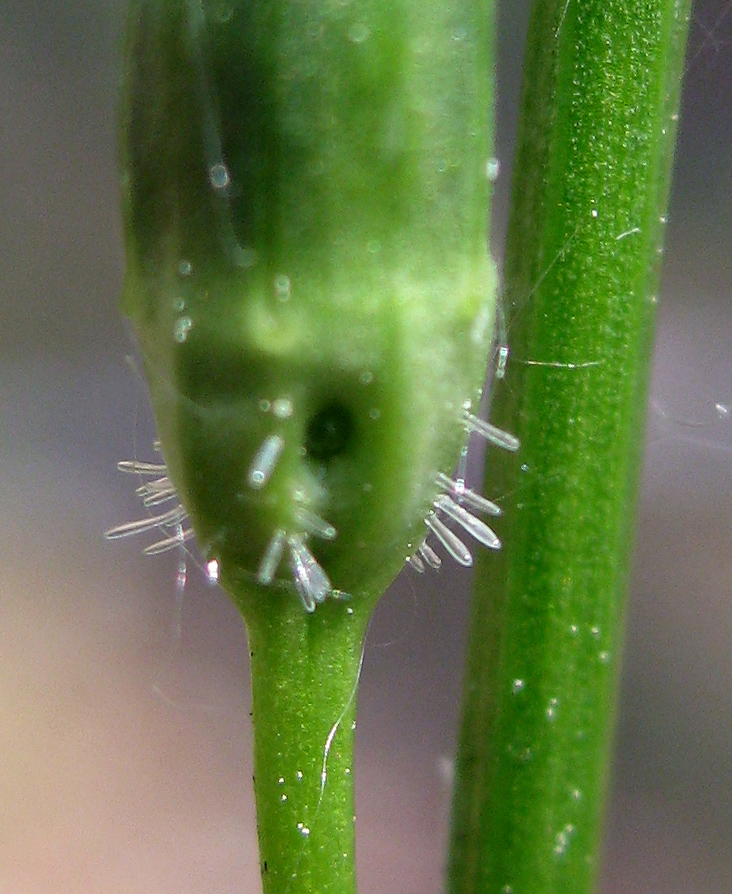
[[120, 0, 496, 607]]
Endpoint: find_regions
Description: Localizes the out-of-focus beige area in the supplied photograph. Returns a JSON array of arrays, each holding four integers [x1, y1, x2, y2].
[[1, 2, 730, 891]]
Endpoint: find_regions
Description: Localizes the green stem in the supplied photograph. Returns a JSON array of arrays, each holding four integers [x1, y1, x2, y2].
[[229, 577, 371, 894], [448, 1, 691, 892]]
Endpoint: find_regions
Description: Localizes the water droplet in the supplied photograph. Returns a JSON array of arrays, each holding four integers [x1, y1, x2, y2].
[[520, 462, 530, 472], [569, 624, 579, 636], [297, 823, 311, 837], [546, 697, 559, 720], [553, 823, 575, 858], [296, 770, 303, 781], [274, 274, 291, 301], [360, 370, 374, 385], [503, 886, 514, 894], [278, 777, 285, 785], [174, 297, 186, 313], [599, 651, 610, 664], [178, 259, 193, 276], [590, 625, 600, 638], [512, 679, 525, 694], [452, 25, 468, 41], [485, 157, 500, 181], [272, 397, 294, 419], [591, 208, 599, 219], [209, 162, 231, 190], [715, 402, 729, 419], [174, 316, 193, 343], [368, 408, 381, 420], [348, 22, 370, 43], [281, 793, 288, 802], [206, 558, 220, 584], [571, 788, 582, 801]]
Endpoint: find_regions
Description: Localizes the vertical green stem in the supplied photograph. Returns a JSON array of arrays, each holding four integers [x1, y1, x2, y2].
[[229, 578, 371, 894], [448, 1, 691, 892]]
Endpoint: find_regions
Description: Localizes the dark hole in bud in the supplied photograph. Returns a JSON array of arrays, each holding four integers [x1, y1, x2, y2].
[[305, 402, 354, 462]]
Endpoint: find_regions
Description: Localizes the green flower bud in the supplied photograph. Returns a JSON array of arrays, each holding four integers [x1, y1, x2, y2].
[[118, 0, 503, 610]]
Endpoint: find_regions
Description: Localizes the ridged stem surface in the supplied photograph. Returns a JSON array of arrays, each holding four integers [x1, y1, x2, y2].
[[230, 581, 372, 894], [448, 1, 692, 892]]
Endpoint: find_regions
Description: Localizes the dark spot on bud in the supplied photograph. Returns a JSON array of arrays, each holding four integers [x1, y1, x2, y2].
[[305, 402, 354, 462]]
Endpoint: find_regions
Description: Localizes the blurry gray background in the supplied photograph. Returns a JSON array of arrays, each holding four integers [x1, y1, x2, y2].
[[1, 2, 730, 891]]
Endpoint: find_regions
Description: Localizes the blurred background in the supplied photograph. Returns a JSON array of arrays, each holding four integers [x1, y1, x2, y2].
[[1, 2, 730, 891]]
